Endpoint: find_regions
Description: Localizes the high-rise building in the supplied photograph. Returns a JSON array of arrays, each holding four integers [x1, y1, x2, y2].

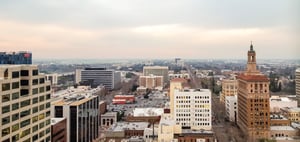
[[143, 66, 169, 83], [75, 68, 121, 90], [169, 78, 188, 117], [139, 74, 163, 89], [220, 79, 238, 103], [0, 51, 32, 64], [237, 43, 270, 140], [225, 95, 238, 122], [173, 89, 212, 130], [0, 65, 51, 142], [296, 68, 300, 96], [52, 91, 100, 142]]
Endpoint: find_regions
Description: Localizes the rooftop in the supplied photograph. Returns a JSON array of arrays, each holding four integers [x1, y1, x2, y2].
[[133, 108, 164, 117], [108, 122, 149, 132], [51, 118, 66, 125], [270, 96, 295, 102], [270, 126, 295, 131], [237, 74, 269, 82]]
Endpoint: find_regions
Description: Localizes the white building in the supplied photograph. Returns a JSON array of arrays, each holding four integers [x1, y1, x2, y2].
[[225, 95, 238, 122], [0, 65, 52, 142], [46, 73, 58, 85], [75, 68, 121, 90], [168, 73, 190, 80], [270, 96, 298, 113], [173, 89, 212, 130]]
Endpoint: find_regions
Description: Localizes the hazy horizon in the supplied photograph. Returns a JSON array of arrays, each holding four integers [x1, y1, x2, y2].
[[0, 0, 299, 59]]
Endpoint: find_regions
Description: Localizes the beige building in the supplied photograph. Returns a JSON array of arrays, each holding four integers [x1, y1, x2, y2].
[[158, 114, 182, 142], [0, 65, 52, 142], [143, 66, 169, 83], [169, 78, 188, 117], [237, 43, 271, 141], [139, 74, 163, 89], [281, 107, 300, 122], [220, 79, 238, 103], [296, 68, 300, 96]]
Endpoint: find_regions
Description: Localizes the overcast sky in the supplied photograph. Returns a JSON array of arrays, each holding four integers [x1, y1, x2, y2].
[[0, 0, 299, 59]]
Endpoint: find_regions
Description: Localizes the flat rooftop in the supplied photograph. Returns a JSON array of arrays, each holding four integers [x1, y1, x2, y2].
[[270, 126, 295, 131], [133, 108, 164, 117], [51, 118, 66, 125], [108, 122, 149, 132]]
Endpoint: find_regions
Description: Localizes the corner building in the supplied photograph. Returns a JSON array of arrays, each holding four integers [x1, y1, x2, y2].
[[0, 65, 51, 142], [237, 44, 270, 141]]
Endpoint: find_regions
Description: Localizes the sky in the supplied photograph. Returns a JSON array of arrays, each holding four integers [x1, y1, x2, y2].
[[0, 0, 299, 59]]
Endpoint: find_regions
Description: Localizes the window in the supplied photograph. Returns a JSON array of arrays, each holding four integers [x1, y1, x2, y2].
[[46, 85, 51, 91], [12, 123, 19, 132], [2, 105, 10, 114], [39, 87, 45, 93], [12, 82, 19, 89], [39, 113, 45, 120], [12, 103, 19, 110], [20, 128, 31, 138], [32, 79, 39, 85], [2, 116, 10, 125], [20, 89, 29, 97], [2, 127, 10, 136], [32, 134, 38, 141], [32, 125, 38, 133], [46, 127, 50, 134], [2, 94, 10, 102], [20, 109, 31, 118], [39, 131, 45, 138], [39, 78, 45, 84], [46, 94, 51, 100], [12, 92, 19, 100], [32, 106, 39, 113], [33, 97, 38, 104], [46, 102, 50, 108], [46, 111, 50, 117], [12, 134, 19, 142], [20, 99, 31, 107], [46, 119, 50, 125], [32, 88, 38, 95], [21, 80, 29, 86], [20, 119, 31, 128], [39, 104, 45, 111], [21, 70, 29, 76], [39, 96, 45, 102], [32, 116, 39, 123], [32, 70, 38, 76], [2, 83, 10, 91], [12, 113, 19, 121], [12, 71, 20, 78], [39, 122, 44, 129]]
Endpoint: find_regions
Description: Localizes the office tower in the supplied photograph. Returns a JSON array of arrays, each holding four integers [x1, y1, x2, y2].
[[173, 89, 212, 130], [0, 65, 51, 142], [169, 78, 188, 117], [52, 92, 100, 142], [0, 51, 32, 64], [220, 79, 238, 103], [237, 43, 270, 140], [75, 68, 121, 90], [139, 74, 163, 89], [143, 66, 169, 83], [296, 68, 300, 96]]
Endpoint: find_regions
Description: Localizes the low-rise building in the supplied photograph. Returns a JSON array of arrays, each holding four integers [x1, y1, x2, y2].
[[270, 126, 299, 141], [51, 118, 67, 142], [139, 74, 163, 90], [270, 115, 291, 126], [101, 112, 117, 127], [270, 96, 298, 113], [281, 107, 300, 122]]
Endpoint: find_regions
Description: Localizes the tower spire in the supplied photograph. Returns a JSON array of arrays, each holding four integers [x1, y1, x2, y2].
[[250, 41, 253, 51]]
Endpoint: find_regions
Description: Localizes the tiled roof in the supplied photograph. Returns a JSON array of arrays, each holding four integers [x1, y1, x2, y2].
[[237, 74, 269, 82]]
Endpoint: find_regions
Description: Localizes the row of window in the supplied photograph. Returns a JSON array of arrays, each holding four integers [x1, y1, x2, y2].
[[2, 127, 50, 142], [2, 101, 50, 115], [2, 82, 19, 91]]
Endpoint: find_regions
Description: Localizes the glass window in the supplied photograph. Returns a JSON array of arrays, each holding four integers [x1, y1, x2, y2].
[[12, 82, 19, 89], [2, 83, 10, 91], [20, 109, 31, 118], [21, 80, 29, 86], [46, 102, 50, 108], [39, 122, 44, 129], [12, 113, 19, 121], [32, 97, 38, 104], [46, 119, 50, 125], [32, 88, 38, 95], [32, 134, 38, 141], [32, 79, 39, 85], [2, 116, 10, 125], [21, 119, 31, 128], [39, 96, 45, 102], [39, 87, 45, 93], [20, 128, 30, 138], [12, 71, 19, 78], [39, 78, 45, 84], [32, 116, 39, 123], [12, 123, 19, 132], [32, 125, 38, 133], [39, 131, 45, 138], [12, 92, 19, 100], [12, 103, 19, 110], [32, 106, 39, 114], [2, 105, 10, 114], [46, 86, 51, 91], [32, 70, 38, 76], [46, 111, 50, 117], [39, 113, 45, 120], [46, 94, 51, 100], [20, 89, 29, 97], [2, 94, 10, 102], [12, 134, 19, 142], [39, 104, 45, 111], [2, 127, 10, 136], [21, 70, 29, 76], [20, 99, 31, 107]]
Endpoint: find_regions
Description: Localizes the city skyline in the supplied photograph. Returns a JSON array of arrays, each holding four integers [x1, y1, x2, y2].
[[0, 0, 299, 59]]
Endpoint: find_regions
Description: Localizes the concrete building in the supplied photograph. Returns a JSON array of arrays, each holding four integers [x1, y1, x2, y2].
[[0, 65, 51, 142], [52, 91, 100, 142], [143, 66, 169, 83], [173, 89, 212, 130], [270, 96, 298, 113], [281, 107, 300, 122], [158, 114, 182, 142], [45, 73, 58, 85], [270, 126, 299, 141], [168, 73, 190, 80], [0, 51, 32, 64], [101, 112, 117, 127], [51, 118, 67, 142], [237, 43, 271, 141], [220, 79, 237, 103], [225, 95, 238, 122], [139, 74, 163, 90], [75, 68, 121, 90], [296, 68, 300, 96], [169, 78, 188, 117]]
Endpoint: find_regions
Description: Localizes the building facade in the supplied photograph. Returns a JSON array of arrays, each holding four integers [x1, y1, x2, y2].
[[52, 94, 100, 142], [296, 68, 300, 96], [0, 65, 51, 142], [237, 43, 270, 141], [281, 107, 300, 122], [225, 95, 238, 122], [139, 75, 163, 89], [143, 66, 169, 83], [173, 89, 212, 130], [220, 79, 238, 103], [0, 51, 32, 64], [51, 118, 67, 142], [75, 68, 121, 90], [270, 96, 298, 113]]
